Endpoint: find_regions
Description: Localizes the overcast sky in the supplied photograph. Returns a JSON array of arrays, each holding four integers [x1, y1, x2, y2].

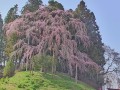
[[0, 0, 120, 52]]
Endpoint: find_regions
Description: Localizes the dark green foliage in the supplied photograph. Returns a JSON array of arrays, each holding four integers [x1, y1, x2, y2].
[[74, 1, 105, 87], [3, 60, 15, 77], [48, 0, 64, 10], [74, 0, 105, 67], [5, 33, 19, 57], [0, 14, 4, 65], [32, 54, 53, 72], [21, 0, 43, 13], [4, 4, 18, 23]]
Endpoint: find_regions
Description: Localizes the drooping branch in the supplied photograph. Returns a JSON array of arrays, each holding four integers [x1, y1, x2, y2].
[[4, 5, 100, 75]]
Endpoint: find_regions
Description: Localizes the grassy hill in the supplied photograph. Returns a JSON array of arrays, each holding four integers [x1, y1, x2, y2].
[[0, 71, 95, 90]]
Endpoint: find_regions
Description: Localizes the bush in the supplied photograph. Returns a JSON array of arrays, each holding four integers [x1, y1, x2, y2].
[[3, 60, 15, 77], [32, 54, 53, 72]]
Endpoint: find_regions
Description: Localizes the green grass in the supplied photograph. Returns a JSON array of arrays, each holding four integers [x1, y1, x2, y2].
[[0, 71, 95, 90]]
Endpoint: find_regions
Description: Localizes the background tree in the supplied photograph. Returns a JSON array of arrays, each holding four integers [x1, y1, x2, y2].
[[103, 45, 120, 74], [101, 45, 120, 89], [0, 14, 5, 67], [74, 0, 105, 67], [4, 33, 19, 70], [5, 33, 18, 57], [74, 1, 105, 87], [4, 4, 18, 23], [48, 0, 64, 11], [21, 0, 43, 13]]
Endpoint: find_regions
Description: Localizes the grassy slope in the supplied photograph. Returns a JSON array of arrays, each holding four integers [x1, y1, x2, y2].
[[0, 71, 95, 90]]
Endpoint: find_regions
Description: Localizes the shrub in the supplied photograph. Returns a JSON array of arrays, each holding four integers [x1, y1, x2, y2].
[[3, 60, 15, 77], [32, 54, 53, 72]]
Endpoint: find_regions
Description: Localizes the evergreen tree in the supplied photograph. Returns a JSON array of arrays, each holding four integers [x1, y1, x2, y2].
[[21, 0, 43, 13], [75, 0, 105, 67], [4, 4, 18, 23], [48, 0, 64, 10], [74, 1, 105, 87], [0, 14, 4, 66], [3, 60, 15, 77]]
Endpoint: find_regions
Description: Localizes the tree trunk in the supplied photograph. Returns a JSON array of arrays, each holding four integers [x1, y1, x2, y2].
[[31, 61, 34, 75], [75, 64, 78, 83], [40, 66, 43, 72], [26, 34, 30, 71], [18, 59, 21, 70], [52, 49, 55, 74], [52, 61, 54, 74], [30, 60, 32, 74], [69, 64, 73, 77], [20, 59, 24, 71], [15, 60, 17, 70], [30, 61, 34, 75], [26, 59, 28, 71], [3, 59, 5, 67]]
